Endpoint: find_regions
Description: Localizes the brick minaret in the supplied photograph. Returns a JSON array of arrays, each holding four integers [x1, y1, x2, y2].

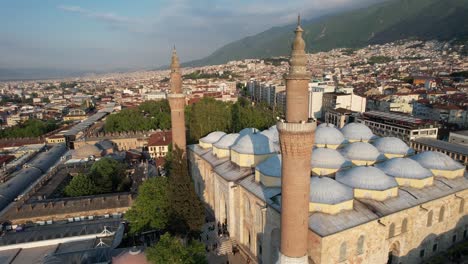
[[167, 47, 186, 151], [277, 16, 316, 264]]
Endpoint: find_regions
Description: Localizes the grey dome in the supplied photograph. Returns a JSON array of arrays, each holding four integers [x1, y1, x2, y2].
[[239, 128, 260, 137], [318, 123, 335, 128], [256, 154, 281, 177], [311, 148, 351, 169], [315, 126, 345, 146], [341, 123, 375, 141], [375, 158, 433, 179], [373, 137, 412, 155], [261, 129, 279, 143], [231, 133, 277, 155], [411, 151, 464, 171], [200, 131, 226, 144], [341, 142, 383, 162], [310, 177, 353, 204], [213, 133, 240, 149], [336, 166, 398, 191]]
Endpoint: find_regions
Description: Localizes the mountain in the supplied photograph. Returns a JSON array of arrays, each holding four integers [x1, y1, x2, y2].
[[186, 0, 468, 67]]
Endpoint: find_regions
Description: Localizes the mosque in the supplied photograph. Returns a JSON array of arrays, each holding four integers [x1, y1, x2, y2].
[[165, 18, 468, 264]]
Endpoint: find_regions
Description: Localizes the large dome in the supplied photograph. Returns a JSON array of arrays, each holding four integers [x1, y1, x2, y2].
[[311, 148, 351, 169], [375, 158, 433, 179], [336, 166, 398, 191], [200, 131, 226, 144], [239, 127, 260, 137], [256, 154, 281, 177], [231, 133, 278, 155], [213, 133, 240, 149], [411, 151, 465, 171], [318, 123, 335, 128], [261, 129, 279, 144], [373, 137, 412, 155], [341, 142, 383, 162], [314, 126, 345, 146], [310, 177, 353, 204], [341, 123, 375, 141]]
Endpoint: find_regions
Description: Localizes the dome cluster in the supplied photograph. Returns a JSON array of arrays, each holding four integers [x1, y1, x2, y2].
[[199, 122, 465, 215]]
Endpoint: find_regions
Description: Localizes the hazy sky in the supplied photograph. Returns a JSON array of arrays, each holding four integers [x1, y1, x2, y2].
[[0, 0, 383, 71]]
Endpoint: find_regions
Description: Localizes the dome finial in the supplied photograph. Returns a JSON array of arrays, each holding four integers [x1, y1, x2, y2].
[[297, 14, 301, 27]]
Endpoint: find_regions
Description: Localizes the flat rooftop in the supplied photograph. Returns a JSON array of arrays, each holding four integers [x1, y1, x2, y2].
[[414, 137, 468, 156]]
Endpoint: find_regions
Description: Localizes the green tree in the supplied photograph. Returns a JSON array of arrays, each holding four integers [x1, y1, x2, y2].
[[125, 177, 171, 233], [89, 157, 127, 193], [168, 147, 205, 236], [63, 174, 97, 197], [146, 233, 207, 264], [188, 97, 232, 142]]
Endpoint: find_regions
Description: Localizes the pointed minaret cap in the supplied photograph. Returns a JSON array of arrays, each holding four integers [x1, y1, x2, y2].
[[288, 14, 308, 78], [171, 45, 180, 70]]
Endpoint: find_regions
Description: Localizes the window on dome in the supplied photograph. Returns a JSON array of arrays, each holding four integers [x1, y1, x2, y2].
[[339, 242, 347, 262], [402, 218, 408, 233], [388, 223, 395, 238], [427, 211, 433, 227], [357, 235, 365, 255], [439, 206, 445, 222]]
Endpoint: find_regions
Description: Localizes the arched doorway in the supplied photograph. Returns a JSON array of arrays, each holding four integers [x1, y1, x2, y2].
[[387, 241, 400, 264]]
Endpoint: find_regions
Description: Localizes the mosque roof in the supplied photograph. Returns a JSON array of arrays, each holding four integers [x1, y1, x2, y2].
[[314, 126, 345, 146], [311, 147, 351, 169], [336, 166, 398, 191], [213, 133, 240, 149], [372, 137, 412, 155], [317, 123, 335, 128], [200, 131, 226, 144], [340, 142, 383, 162], [309, 177, 353, 204], [256, 154, 281, 177], [375, 158, 433, 179], [239, 128, 260, 137], [261, 129, 279, 144], [231, 133, 278, 155], [341, 122, 375, 141], [411, 151, 465, 171]]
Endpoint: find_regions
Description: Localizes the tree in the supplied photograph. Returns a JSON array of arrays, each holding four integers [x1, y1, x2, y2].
[[167, 147, 205, 236], [89, 157, 127, 193], [145, 233, 207, 264], [125, 177, 171, 233], [63, 174, 97, 197], [188, 97, 232, 142]]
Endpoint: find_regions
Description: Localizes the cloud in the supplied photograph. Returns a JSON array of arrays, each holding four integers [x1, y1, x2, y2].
[[58, 5, 143, 30]]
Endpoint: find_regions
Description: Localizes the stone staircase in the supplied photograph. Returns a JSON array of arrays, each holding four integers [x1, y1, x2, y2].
[[217, 236, 233, 255]]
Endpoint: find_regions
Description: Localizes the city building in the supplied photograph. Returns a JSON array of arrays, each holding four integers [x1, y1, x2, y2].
[[324, 108, 357, 128], [449, 131, 468, 146], [308, 86, 324, 120], [322, 92, 366, 113], [147, 130, 172, 159], [357, 111, 439, 143]]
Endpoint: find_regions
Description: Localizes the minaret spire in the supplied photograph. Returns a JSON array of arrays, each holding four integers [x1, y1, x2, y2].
[[167, 46, 186, 151], [170, 46, 182, 94], [277, 13, 316, 264]]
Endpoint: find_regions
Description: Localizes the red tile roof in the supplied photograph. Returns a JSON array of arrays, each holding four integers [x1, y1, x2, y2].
[[148, 131, 172, 146]]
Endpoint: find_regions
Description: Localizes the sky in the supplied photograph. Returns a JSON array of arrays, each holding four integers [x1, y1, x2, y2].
[[0, 0, 384, 72]]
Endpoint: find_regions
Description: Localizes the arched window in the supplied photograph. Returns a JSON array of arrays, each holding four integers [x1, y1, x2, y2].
[[389, 223, 395, 238], [427, 210, 433, 227], [439, 206, 445, 222], [459, 199, 465, 214], [244, 196, 251, 220], [357, 235, 365, 255], [402, 218, 408, 233], [339, 242, 347, 262]]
